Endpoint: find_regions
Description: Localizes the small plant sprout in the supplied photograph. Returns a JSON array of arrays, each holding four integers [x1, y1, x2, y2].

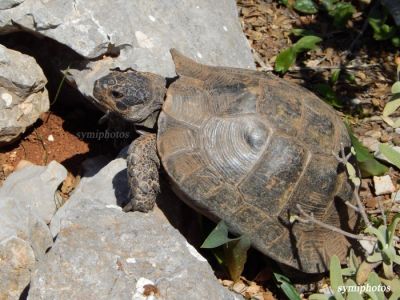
[[382, 57, 400, 128], [275, 35, 322, 74], [201, 220, 251, 282]]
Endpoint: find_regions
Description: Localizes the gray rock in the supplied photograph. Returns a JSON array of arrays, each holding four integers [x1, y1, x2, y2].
[[0, 161, 68, 299], [0, 233, 35, 300], [32, 157, 241, 300], [0, 44, 49, 145], [0, 0, 255, 103], [0, 197, 53, 300], [0, 0, 24, 10], [0, 161, 68, 224]]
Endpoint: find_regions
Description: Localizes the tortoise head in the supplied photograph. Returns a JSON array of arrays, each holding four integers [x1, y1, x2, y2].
[[93, 70, 166, 123]]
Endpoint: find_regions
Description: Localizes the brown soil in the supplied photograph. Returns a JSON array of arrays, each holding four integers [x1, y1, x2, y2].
[[0, 108, 116, 185]]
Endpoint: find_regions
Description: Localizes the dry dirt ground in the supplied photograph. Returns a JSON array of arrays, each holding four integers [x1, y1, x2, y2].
[[0, 1, 399, 299]]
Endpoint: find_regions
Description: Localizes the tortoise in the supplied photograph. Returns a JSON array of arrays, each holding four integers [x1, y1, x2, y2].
[[92, 49, 357, 273]]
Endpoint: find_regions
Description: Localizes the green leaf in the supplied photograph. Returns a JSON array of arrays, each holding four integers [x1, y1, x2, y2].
[[224, 235, 251, 281], [368, 8, 397, 41], [345, 73, 356, 84], [347, 128, 388, 177], [379, 144, 400, 169], [383, 246, 396, 262], [391, 81, 400, 94], [388, 213, 400, 246], [201, 221, 238, 248], [381, 278, 400, 297], [329, 2, 356, 28], [331, 69, 341, 85], [346, 162, 361, 186], [294, 0, 318, 14], [392, 36, 400, 48], [365, 226, 387, 247], [358, 160, 389, 177], [348, 249, 360, 270], [366, 272, 385, 300], [383, 99, 400, 117], [275, 47, 297, 74], [274, 273, 302, 300], [320, 0, 337, 11], [345, 279, 363, 300], [291, 28, 316, 36], [280, 0, 289, 6], [308, 294, 331, 300], [313, 83, 343, 108], [346, 125, 373, 162], [366, 252, 383, 263], [292, 35, 322, 53], [330, 255, 344, 299]]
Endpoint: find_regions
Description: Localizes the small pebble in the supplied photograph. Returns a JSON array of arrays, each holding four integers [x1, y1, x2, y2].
[[360, 240, 375, 255], [392, 191, 400, 203], [364, 130, 381, 139], [1, 163, 14, 177], [319, 286, 334, 296], [232, 281, 246, 294], [221, 279, 233, 287], [371, 98, 381, 107], [395, 128, 400, 135], [393, 135, 400, 146], [48, 134, 55, 142], [9, 151, 17, 161], [359, 137, 379, 152], [385, 126, 394, 133], [380, 132, 391, 143], [373, 175, 396, 196]]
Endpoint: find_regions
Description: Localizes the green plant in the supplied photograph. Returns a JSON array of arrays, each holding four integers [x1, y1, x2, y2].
[[273, 273, 302, 300], [382, 62, 400, 128], [281, 0, 356, 28], [347, 127, 388, 177], [312, 69, 343, 108], [275, 35, 322, 73], [368, 3, 400, 47], [361, 214, 400, 280], [201, 220, 250, 281]]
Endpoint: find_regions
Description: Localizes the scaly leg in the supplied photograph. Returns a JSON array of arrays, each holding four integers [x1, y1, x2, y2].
[[123, 133, 160, 212]]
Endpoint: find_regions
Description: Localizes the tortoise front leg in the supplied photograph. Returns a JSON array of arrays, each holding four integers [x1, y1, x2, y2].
[[123, 133, 160, 212]]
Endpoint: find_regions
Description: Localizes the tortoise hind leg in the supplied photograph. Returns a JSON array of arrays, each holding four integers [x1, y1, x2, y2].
[[123, 133, 160, 212]]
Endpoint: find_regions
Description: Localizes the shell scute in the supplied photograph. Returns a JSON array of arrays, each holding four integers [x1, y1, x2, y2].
[[238, 136, 310, 215], [258, 79, 303, 135]]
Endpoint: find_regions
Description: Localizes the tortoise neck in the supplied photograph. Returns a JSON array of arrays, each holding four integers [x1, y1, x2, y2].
[[135, 109, 160, 129]]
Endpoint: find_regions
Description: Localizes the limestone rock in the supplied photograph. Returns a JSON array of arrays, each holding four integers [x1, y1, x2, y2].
[[0, 0, 255, 101], [0, 160, 68, 224], [31, 157, 241, 300], [373, 175, 396, 196], [0, 44, 49, 145], [0, 196, 52, 300], [0, 161, 68, 298]]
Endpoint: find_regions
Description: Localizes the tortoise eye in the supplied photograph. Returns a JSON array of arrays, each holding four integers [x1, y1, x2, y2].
[[111, 90, 124, 99]]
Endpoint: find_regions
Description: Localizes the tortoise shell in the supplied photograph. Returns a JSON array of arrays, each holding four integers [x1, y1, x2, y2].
[[157, 50, 356, 273]]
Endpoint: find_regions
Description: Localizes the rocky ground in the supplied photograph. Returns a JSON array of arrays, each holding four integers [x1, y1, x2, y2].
[[0, 0, 399, 299]]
